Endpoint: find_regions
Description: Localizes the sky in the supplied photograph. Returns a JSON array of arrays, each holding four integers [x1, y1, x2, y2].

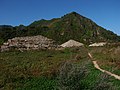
[[0, 0, 120, 35]]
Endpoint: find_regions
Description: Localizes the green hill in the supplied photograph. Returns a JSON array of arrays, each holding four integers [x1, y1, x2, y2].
[[29, 12, 120, 44], [0, 12, 120, 44]]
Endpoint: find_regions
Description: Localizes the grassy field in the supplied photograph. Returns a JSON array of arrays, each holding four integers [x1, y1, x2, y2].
[[89, 46, 120, 75], [0, 47, 120, 90]]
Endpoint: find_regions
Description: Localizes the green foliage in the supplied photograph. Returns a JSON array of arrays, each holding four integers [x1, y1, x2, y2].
[[0, 26, 16, 41], [16, 77, 57, 90], [0, 38, 4, 45], [92, 73, 117, 90]]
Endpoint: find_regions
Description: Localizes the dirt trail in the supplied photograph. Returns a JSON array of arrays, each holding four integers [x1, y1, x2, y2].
[[88, 52, 120, 80]]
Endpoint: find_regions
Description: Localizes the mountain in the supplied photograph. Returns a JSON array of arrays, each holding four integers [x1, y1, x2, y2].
[[28, 12, 120, 44], [0, 12, 120, 45]]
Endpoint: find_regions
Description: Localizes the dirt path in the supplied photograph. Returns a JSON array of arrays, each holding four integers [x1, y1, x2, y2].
[[88, 52, 120, 80]]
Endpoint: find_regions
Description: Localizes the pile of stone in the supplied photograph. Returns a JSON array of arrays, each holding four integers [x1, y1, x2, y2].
[[89, 42, 106, 47], [0, 35, 57, 52], [60, 40, 84, 48]]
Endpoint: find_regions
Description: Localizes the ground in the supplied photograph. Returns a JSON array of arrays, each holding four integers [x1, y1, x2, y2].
[[0, 47, 120, 90]]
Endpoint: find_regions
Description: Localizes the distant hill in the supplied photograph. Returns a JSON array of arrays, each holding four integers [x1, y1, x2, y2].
[[0, 25, 13, 28], [0, 12, 120, 45]]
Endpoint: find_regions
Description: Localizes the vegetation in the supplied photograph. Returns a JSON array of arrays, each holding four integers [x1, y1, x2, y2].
[[0, 47, 120, 90], [89, 46, 120, 75]]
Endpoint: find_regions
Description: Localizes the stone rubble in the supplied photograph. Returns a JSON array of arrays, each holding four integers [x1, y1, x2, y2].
[[0, 35, 58, 52]]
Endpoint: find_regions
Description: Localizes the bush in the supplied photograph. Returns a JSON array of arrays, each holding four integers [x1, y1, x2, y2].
[[57, 61, 89, 90], [92, 73, 118, 90]]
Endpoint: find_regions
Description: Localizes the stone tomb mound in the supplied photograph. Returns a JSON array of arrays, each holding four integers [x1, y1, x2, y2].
[[1, 35, 57, 51], [60, 39, 84, 48]]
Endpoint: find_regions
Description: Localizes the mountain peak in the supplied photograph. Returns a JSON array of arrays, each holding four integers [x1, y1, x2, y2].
[[61, 11, 86, 20], [69, 11, 79, 15], [64, 11, 80, 17]]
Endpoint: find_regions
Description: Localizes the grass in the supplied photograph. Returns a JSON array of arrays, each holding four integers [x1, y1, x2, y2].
[[16, 77, 57, 90], [0, 48, 79, 90], [0, 47, 120, 90], [89, 46, 120, 76]]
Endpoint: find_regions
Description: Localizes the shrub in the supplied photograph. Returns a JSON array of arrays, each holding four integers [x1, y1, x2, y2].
[[92, 73, 118, 90], [57, 61, 89, 90]]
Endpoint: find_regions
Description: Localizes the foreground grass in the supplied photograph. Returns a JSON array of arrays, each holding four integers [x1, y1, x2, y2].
[[0, 47, 120, 90], [0, 49, 76, 90]]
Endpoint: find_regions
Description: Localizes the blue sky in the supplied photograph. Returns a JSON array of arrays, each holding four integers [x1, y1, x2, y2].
[[0, 0, 120, 35]]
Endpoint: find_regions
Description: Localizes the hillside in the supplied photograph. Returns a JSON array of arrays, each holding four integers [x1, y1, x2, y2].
[[0, 12, 120, 44]]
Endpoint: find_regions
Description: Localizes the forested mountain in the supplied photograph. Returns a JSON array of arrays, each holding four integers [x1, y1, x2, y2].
[[0, 12, 120, 45]]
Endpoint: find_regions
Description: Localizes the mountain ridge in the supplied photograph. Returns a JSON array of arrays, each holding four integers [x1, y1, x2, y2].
[[0, 12, 120, 45]]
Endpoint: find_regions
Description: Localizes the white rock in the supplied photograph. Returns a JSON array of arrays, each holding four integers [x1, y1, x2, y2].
[[89, 42, 106, 47]]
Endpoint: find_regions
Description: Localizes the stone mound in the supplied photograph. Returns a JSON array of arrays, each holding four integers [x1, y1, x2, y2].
[[60, 40, 84, 48], [0, 35, 57, 52]]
